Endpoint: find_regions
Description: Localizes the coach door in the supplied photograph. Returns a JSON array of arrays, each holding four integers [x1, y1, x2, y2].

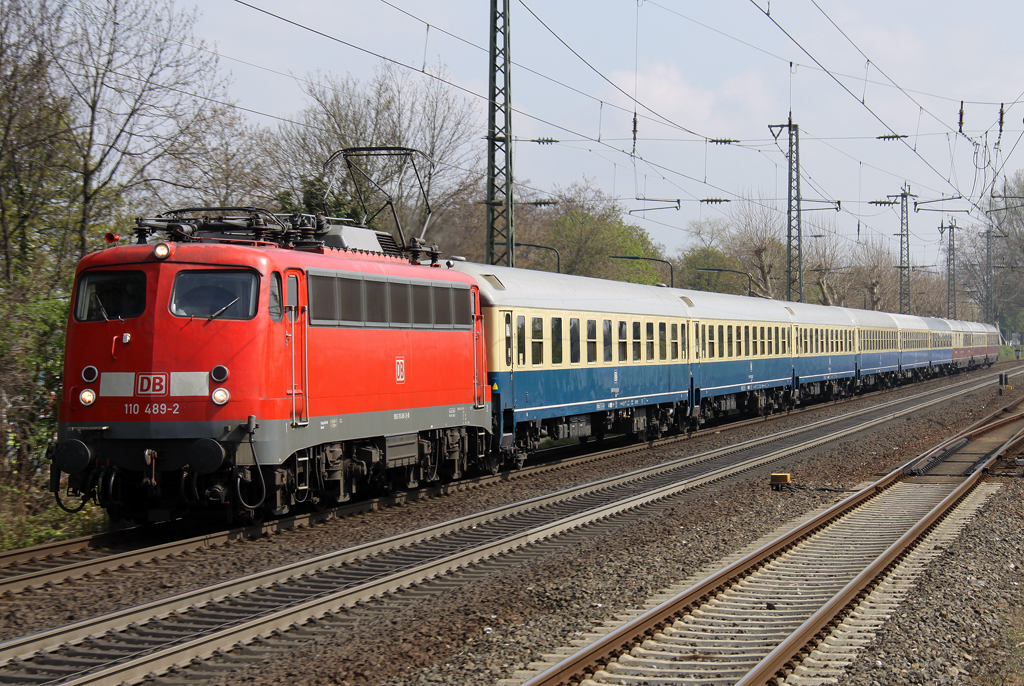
[[690, 320, 701, 415], [285, 270, 309, 426], [472, 290, 486, 407]]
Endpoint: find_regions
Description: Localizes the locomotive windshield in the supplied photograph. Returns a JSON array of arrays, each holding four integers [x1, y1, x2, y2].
[[170, 270, 258, 319], [74, 270, 147, 321]]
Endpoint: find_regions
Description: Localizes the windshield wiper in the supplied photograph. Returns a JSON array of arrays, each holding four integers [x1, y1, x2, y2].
[[95, 296, 110, 322], [208, 297, 239, 321]]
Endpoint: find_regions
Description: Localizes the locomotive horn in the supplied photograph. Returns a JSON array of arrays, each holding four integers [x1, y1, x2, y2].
[[104, 232, 120, 244]]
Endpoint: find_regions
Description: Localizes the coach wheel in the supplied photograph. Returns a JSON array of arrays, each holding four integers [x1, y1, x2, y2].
[[484, 454, 500, 476]]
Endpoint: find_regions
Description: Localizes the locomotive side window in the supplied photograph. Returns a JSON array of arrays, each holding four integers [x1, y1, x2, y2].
[[309, 274, 338, 321], [365, 280, 388, 324], [603, 320, 613, 362], [268, 272, 283, 322], [340, 277, 362, 323], [170, 270, 258, 320], [453, 287, 472, 327], [390, 283, 411, 324], [433, 285, 452, 326], [412, 284, 432, 325], [75, 270, 147, 322]]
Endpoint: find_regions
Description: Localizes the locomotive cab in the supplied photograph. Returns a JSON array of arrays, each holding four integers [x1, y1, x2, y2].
[[53, 240, 273, 523], [51, 209, 493, 525]]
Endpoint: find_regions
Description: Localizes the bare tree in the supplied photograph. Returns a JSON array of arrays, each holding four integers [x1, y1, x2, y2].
[[130, 105, 279, 213], [273, 63, 483, 242], [53, 0, 224, 257], [803, 216, 853, 306], [850, 237, 898, 311], [725, 196, 785, 299], [685, 217, 730, 250], [0, 0, 75, 283]]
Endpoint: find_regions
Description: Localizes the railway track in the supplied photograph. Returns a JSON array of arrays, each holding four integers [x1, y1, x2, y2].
[[511, 395, 1024, 686], [0, 367, 1009, 601], [0, 368, 1015, 686]]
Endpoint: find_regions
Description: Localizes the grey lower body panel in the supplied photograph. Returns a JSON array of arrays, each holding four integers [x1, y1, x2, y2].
[[59, 402, 492, 471]]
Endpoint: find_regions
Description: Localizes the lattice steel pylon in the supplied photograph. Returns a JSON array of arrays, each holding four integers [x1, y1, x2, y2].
[[941, 218, 956, 319], [485, 0, 514, 267], [770, 115, 802, 302], [890, 184, 916, 315]]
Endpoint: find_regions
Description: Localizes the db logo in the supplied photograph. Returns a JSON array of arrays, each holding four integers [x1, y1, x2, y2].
[[395, 357, 406, 385], [136, 373, 169, 396]]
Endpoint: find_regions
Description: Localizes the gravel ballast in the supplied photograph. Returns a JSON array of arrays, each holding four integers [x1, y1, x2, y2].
[[2, 371, 1022, 686]]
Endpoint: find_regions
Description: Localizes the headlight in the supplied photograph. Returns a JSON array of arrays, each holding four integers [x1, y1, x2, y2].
[[81, 366, 99, 383], [211, 387, 230, 405], [153, 242, 171, 259], [211, 365, 229, 383], [79, 389, 96, 406]]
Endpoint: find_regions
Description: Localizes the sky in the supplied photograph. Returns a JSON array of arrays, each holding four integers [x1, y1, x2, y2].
[[193, 0, 1024, 267]]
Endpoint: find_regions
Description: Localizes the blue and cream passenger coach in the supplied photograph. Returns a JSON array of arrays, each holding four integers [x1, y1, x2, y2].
[[455, 263, 694, 456]]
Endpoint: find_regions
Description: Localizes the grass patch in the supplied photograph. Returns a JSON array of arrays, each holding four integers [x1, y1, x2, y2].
[[0, 483, 109, 552]]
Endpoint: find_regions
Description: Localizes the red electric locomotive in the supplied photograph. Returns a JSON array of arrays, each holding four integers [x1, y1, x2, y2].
[[51, 208, 492, 523]]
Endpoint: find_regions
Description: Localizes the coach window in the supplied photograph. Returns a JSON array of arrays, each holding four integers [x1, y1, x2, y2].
[[717, 325, 725, 358], [726, 325, 734, 358], [773, 327, 779, 355], [268, 272, 283, 322], [587, 319, 597, 363], [618, 321, 628, 362], [504, 313, 513, 366], [604, 319, 613, 362], [706, 324, 715, 358], [659, 322, 667, 360], [646, 322, 655, 361], [702, 324, 708, 359], [551, 317, 563, 364], [681, 322, 688, 359], [532, 317, 544, 365], [743, 326, 750, 356], [633, 322, 642, 361], [670, 323, 679, 359], [517, 316, 526, 365], [570, 318, 581, 364]]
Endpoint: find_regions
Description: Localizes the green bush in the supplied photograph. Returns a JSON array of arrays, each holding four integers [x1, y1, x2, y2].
[[0, 484, 109, 552]]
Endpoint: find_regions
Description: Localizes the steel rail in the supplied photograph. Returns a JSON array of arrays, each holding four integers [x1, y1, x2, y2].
[[4, 367, 1013, 599], [1, 371, 1009, 684], [737, 413, 1022, 685], [519, 393, 1024, 686]]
